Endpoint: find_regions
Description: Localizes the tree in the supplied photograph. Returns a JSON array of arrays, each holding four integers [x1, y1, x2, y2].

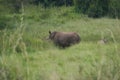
[[109, 0, 120, 18], [74, 0, 91, 13], [88, 0, 110, 18], [74, 0, 111, 18]]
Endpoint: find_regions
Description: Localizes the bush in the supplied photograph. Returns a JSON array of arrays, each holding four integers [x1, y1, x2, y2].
[[0, 15, 16, 30], [74, 0, 91, 13], [32, 0, 74, 7], [88, 4, 103, 18], [88, 0, 109, 18], [74, 0, 120, 18], [0, 16, 9, 30], [108, 0, 120, 18]]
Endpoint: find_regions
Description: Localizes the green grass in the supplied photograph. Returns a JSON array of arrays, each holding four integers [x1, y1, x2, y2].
[[0, 6, 120, 80]]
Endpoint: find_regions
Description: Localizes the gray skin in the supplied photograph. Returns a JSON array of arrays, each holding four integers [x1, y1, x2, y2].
[[49, 31, 81, 48]]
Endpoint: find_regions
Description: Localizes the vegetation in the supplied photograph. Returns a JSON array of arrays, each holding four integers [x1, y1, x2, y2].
[[0, 0, 120, 17], [0, 1, 120, 80]]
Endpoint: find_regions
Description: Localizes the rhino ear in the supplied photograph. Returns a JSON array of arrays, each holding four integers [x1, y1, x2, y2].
[[49, 30, 51, 34]]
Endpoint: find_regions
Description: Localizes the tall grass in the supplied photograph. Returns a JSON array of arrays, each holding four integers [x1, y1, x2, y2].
[[0, 2, 30, 80], [0, 5, 120, 80]]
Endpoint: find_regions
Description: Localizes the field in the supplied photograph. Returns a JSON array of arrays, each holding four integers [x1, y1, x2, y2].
[[0, 6, 120, 80]]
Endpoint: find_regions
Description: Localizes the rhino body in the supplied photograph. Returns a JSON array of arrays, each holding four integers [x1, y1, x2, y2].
[[49, 31, 80, 48]]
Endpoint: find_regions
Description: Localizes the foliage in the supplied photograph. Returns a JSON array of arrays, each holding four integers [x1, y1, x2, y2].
[[28, 0, 120, 18], [88, 0, 109, 18], [74, 0, 109, 18], [0, 16, 7, 30], [74, 0, 91, 13], [0, 0, 120, 18], [74, 0, 120, 18], [0, 16, 11, 30], [109, 0, 120, 18], [32, 0, 73, 7]]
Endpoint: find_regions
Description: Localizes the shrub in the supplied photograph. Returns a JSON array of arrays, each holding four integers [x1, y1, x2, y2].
[[74, 0, 91, 13], [0, 16, 9, 30], [88, 0, 109, 18], [32, 0, 74, 7], [108, 0, 120, 18], [73, 0, 120, 18], [0, 14, 18, 30]]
